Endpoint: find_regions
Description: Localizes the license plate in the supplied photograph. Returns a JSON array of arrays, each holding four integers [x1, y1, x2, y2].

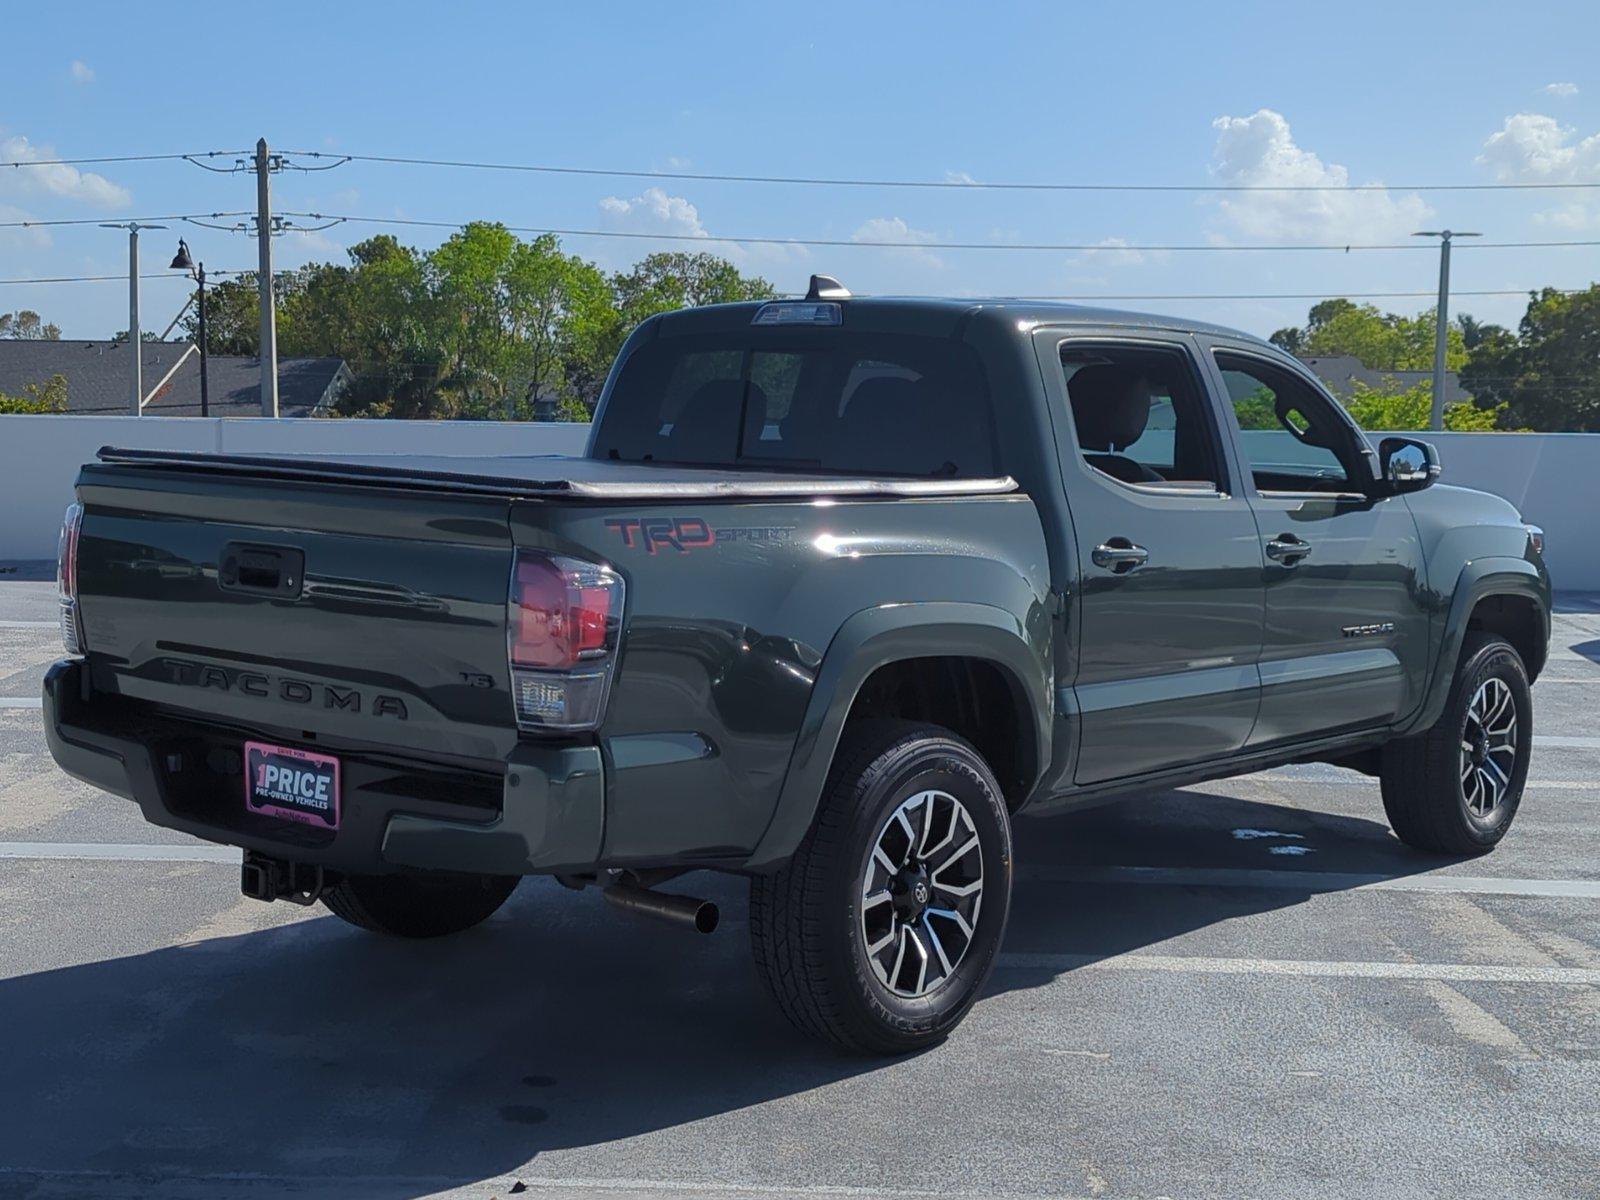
[[244, 741, 340, 830]]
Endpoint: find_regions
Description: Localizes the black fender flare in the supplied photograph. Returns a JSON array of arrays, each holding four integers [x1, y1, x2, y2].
[[1400, 556, 1549, 736], [742, 602, 1051, 870]]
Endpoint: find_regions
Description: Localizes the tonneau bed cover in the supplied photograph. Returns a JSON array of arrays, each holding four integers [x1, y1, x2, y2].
[[94, 447, 1019, 502]]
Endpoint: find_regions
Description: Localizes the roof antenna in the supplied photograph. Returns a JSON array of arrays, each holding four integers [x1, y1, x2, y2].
[[805, 274, 850, 301]]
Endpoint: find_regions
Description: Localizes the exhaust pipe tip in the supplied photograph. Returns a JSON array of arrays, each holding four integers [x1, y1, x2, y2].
[[690, 900, 720, 935], [604, 880, 719, 934]]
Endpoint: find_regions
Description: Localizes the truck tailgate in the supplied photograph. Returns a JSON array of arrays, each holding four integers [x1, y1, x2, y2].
[[73, 461, 519, 767]]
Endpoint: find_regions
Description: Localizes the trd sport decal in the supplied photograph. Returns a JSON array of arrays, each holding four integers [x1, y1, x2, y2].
[[606, 517, 715, 553], [604, 517, 796, 554]]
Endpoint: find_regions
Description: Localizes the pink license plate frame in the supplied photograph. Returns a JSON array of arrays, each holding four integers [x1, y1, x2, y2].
[[243, 740, 341, 830]]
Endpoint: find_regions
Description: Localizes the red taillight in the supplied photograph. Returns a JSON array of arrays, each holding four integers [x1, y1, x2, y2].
[[57, 502, 84, 655], [508, 551, 623, 730]]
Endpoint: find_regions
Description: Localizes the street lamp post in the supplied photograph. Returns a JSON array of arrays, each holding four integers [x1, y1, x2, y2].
[[1412, 229, 1482, 431], [101, 220, 167, 415], [170, 239, 210, 418]]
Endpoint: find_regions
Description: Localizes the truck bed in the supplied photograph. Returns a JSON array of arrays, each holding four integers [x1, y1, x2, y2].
[[95, 447, 1019, 502]]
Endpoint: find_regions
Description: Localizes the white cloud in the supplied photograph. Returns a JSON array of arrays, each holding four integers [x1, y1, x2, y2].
[[1069, 236, 1150, 268], [1542, 81, 1578, 98], [1206, 109, 1430, 242], [69, 60, 94, 84], [599, 186, 710, 240], [596, 187, 807, 271], [1479, 112, 1600, 229], [1479, 112, 1600, 182], [944, 169, 979, 185], [850, 216, 942, 267], [0, 133, 130, 208]]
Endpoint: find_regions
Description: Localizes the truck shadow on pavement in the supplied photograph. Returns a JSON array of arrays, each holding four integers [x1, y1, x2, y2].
[[0, 785, 1453, 1196]]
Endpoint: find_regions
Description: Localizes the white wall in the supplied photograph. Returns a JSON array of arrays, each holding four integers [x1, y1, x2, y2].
[[1417, 432, 1594, 589], [1, 416, 1595, 589], [0, 415, 589, 560]]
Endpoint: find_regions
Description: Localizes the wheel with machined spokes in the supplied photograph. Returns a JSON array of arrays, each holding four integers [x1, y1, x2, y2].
[[1382, 632, 1532, 854], [1460, 677, 1518, 819], [860, 789, 985, 998], [750, 721, 1012, 1054]]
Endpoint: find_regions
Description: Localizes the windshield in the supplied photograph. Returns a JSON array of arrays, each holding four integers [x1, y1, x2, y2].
[[592, 328, 999, 478]]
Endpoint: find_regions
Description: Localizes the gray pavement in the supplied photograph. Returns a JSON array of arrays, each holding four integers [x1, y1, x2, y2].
[[0, 579, 1597, 1199]]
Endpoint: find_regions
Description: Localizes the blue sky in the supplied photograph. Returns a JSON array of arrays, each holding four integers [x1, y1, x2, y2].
[[5, 0, 1598, 343]]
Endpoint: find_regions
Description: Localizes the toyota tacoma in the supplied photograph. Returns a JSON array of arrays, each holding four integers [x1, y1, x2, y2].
[[44, 277, 1550, 1053]]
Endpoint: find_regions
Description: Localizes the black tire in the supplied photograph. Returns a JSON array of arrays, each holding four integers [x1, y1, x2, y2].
[[1381, 632, 1532, 855], [321, 870, 520, 938], [749, 720, 1013, 1055]]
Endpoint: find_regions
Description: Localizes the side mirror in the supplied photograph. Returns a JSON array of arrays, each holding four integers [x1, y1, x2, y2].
[[1376, 436, 1440, 496]]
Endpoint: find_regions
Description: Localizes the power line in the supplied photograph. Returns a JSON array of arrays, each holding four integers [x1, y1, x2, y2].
[[0, 151, 247, 168], [5, 147, 1596, 195], [0, 212, 251, 229], [278, 151, 1600, 195], [0, 270, 252, 286], [282, 212, 1600, 253]]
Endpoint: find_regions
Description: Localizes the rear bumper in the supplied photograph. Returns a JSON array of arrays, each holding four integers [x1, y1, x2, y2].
[[42, 658, 604, 876]]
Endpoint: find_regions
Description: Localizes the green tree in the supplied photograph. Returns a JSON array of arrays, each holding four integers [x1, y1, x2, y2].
[[0, 372, 68, 413], [0, 310, 61, 340], [1461, 285, 1600, 431], [1270, 299, 1465, 371], [424, 223, 614, 419], [281, 237, 439, 417], [1341, 380, 1506, 432], [181, 274, 264, 355], [173, 237, 777, 421]]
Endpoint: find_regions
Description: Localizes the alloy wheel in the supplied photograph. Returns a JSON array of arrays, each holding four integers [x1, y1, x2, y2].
[[859, 789, 985, 998], [1460, 676, 1517, 818]]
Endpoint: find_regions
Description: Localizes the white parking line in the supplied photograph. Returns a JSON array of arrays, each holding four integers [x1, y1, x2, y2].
[[996, 952, 1600, 986], [1019, 864, 1600, 898], [0, 841, 237, 863], [0, 620, 58, 629], [0, 697, 42, 708]]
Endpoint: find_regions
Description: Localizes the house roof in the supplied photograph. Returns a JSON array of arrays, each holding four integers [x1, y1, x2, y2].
[[0, 340, 349, 417], [1297, 354, 1473, 405]]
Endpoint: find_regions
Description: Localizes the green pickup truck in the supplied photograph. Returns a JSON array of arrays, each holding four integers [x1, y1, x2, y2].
[[44, 279, 1549, 1053]]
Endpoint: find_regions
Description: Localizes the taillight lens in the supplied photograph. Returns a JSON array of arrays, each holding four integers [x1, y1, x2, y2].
[[57, 502, 84, 655], [507, 551, 623, 731]]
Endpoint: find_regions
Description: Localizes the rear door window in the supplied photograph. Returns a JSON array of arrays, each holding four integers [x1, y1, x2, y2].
[[1059, 344, 1227, 491], [596, 330, 999, 478]]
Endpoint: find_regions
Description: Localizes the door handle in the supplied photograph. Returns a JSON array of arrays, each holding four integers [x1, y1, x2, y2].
[[1265, 535, 1312, 565], [1092, 539, 1150, 574]]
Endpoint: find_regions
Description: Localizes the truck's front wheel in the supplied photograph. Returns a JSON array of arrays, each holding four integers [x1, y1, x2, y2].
[[322, 870, 519, 938], [749, 721, 1012, 1055], [1380, 632, 1532, 854]]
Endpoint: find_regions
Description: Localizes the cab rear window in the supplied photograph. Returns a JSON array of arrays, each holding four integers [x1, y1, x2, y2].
[[592, 330, 998, 478]]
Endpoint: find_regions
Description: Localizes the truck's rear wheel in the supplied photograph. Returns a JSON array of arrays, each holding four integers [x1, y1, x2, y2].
[[322, 870, 519, 938], [1380, 632, 1532, 854], [749, 720, 1012, 1055]]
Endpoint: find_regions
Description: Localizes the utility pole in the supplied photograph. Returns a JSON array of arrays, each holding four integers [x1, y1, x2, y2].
[[255, 138, 279, 418], [101, 221, 166, 415], [1412, 229, 1481, 431]]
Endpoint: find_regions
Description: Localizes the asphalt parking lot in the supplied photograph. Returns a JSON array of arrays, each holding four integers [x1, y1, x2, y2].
[[1, 576, 1596, 1200]]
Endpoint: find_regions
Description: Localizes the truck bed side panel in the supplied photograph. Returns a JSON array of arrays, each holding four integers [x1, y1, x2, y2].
[[513, 493, 1050, 866]]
